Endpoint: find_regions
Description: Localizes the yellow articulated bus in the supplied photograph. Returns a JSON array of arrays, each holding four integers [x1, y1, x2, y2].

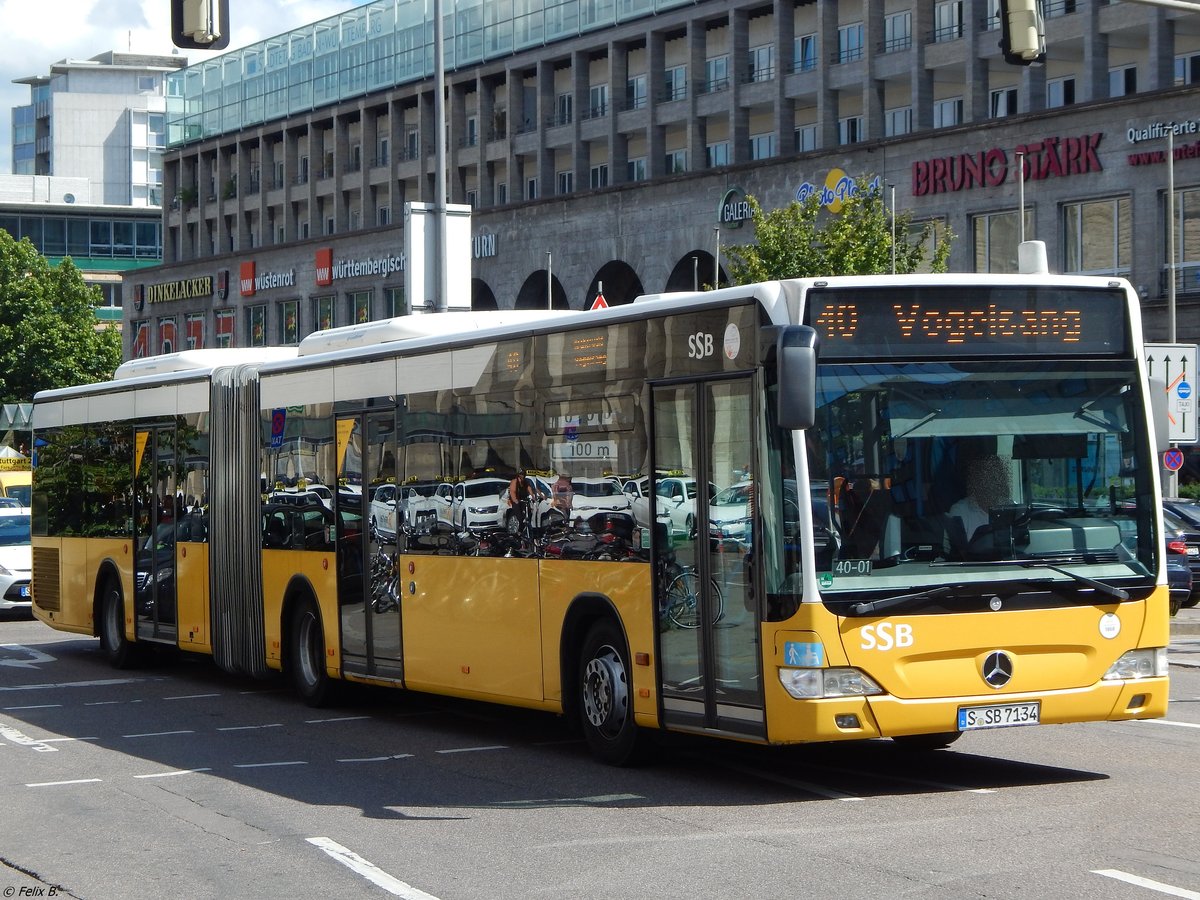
[[31, 272, 1169, 764]]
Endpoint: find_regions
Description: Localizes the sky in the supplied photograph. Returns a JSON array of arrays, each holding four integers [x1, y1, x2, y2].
[[0, 0, 368, 172]]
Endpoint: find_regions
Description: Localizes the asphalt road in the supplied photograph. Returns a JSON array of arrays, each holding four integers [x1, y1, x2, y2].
[[2, 613, 1199, 900]]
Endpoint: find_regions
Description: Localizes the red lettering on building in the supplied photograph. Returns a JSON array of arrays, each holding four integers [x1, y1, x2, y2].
[[910, 133, 1103, 195]]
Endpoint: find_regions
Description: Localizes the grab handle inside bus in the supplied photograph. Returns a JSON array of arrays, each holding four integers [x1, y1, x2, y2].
[[776, 325, 817, 431]]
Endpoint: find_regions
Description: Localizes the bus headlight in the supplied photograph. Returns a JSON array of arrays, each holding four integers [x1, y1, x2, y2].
[[1102, 648, 1168, 680], [778, 667, 884, 699]]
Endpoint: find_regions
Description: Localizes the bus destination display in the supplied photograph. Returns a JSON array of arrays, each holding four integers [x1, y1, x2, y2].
[[806, 285, 1127, 358]]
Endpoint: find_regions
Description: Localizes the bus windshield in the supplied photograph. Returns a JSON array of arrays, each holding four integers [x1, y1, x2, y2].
[[789, 359, 1157, 607]]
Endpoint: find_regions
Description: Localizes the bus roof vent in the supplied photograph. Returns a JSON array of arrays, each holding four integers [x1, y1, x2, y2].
[[113, 347, 298, 380], [1017, 240, 1049, 275], [297, 310, 577, 356]]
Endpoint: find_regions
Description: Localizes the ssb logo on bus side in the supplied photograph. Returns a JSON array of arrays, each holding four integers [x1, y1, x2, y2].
[[688, 332, 714, 359]]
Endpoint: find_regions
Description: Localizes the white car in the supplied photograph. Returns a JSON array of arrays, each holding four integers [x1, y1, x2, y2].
[[368, 482, 400, 542], [0, 508, 31, 615], [562, 477, 634, 523], [708, 480, 755, 545], [622, 476, 675, 536], [654, 475, 716, 538], [451, 477, 510, 530]]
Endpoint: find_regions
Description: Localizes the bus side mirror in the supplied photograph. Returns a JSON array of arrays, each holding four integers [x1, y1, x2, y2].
[[776, 326, 818, 430]]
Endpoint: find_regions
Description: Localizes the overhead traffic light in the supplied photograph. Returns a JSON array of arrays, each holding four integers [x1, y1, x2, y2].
[[998, 0, 1046, 66], [171, 0, 230, 50]]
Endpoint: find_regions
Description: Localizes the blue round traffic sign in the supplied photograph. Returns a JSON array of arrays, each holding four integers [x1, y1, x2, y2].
[[1164, 449, 1185, 471], [1179, 380, 1192, 400]]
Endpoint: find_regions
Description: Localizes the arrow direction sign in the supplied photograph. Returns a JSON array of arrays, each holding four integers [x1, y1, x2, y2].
[[1147, 343, 1199, 444]]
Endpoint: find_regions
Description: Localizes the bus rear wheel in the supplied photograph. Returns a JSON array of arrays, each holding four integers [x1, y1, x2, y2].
[[290, 597, 336, 706], [578, 620, 646, 766], [99, 578, 139, 669]]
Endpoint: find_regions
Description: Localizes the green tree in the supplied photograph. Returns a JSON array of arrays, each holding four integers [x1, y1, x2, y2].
[[724, 178, 953, 284], [0, 230, 122, 403]]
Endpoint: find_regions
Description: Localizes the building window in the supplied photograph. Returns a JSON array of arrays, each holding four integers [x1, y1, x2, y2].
[[837, 24, 864, 63], [933, 97, 963, 128], [749, 133, 775, 161], [1176, 52, 1200, 85], [990, 87, 1018, 118], [382, 287, 406, 318], [1044, 0, 1077, 18], [705, 55, 729, 92], [247, 305, 267, 347], [748, 45, 774, 83], [664, 65, 687, 101], [1109, 65, 1137, 98], [838, 116, 863, 145], [496, 182, 508, 205], [138, 75, 157, 92], [626, 74, 647, 110], [885, 107, 912, 137], [794, 34, 817, 72], [883, 12, 911, 52], [794, 125, 818, 152], [465, 189, 477, 209], [706, 141, 730, 168], [313, 295, 335, 332], [279, 300, 300, 344], [934, 1, 963, 42], [588, 83, 608, 118], [1063, 197, 1131, 276], [1165, 187, 1200, 294], [626, 158, 646, 182], [215, 309, 234, 348], [526, 177, 537, 200], [557, 170, 574, 194], [589, 164, 609, 189], [973, 209, 1034, 274], [378, 206, 390, 226], [556, 92, 573, 125], [185, 312, 205, 350], [349, 291, 371, 325], [665, 149, 687, 173], [1046, 76, 1075, 108]]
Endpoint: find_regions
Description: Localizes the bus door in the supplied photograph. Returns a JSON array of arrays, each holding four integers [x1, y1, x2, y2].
[[337, 411, 403, 681], [133, 425, 178, 643], [652, 376, 764, 738]]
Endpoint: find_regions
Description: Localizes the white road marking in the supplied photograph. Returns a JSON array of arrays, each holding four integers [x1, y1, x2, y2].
[[85, 699, 144, 706], [233, 760, 307, 768], [0, 677, 144, 692], [122, 730, 195, 738], [810, 761, 997, 795], [163, 693, 221, 701], [494, 793, 645, 808], [1132, 718, 1200, 730], [2, 704, 62, 710], [337, 754, 415, 763], [306, 716, 371, 724], [218, 723, 283, 731], [27, 778, 101, 788], [134, 768, 213, 779], [0, 645, 57, 668], [434, 744, 507, 754], [1092, 869, 1200, 898], [0, 723, 58, 753], [307, 837, 441, 899], [40, 737, 97, 743]]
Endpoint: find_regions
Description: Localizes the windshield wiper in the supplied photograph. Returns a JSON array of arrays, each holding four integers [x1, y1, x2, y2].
[[1019, 561, 1129, 601], [847, 584, 957, 616]]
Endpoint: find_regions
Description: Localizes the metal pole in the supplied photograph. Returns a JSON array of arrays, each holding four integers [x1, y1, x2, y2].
[[1016, 150, 1026, 244], [889, 183, 896, 275], [692, 256, 698, 292], [546, 251, 552, 310], [713, 227, 720, 289], [1169, 128, 1177, 344], [433, 0, 448, 312]]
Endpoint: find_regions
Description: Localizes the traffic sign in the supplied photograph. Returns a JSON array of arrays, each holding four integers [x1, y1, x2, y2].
[[1164, 448, 1185, 471], [590, 292, 608, 310], [1146, 343, 1199, 444]]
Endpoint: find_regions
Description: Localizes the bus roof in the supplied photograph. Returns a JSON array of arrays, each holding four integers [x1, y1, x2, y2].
[[296, 310, 579, 356], [113, 347, 299, 380]]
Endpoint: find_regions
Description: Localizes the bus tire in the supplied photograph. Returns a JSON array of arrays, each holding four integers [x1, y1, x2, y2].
[[578, 620, 646, 766], [892, 731, 963, 751], [289, 597, 336, 707], [99, 578, 139, 669]]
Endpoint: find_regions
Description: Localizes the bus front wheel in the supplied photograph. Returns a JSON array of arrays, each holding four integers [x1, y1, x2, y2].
[[290, 597, 336, 706], [99, 578, 139, 669], [578, 620, 646, 766]]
